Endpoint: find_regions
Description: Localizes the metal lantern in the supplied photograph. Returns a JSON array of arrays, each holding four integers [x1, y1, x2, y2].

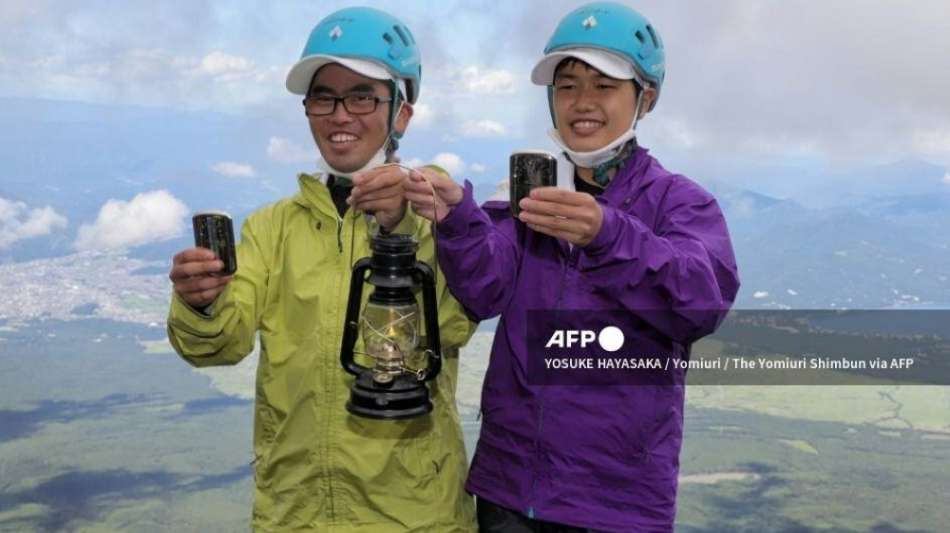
[[339, 234, 442, 419]]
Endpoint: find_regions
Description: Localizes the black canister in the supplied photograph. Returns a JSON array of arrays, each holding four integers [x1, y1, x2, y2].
[[192, 211, 237, 275], [510, 151, 557, 217]]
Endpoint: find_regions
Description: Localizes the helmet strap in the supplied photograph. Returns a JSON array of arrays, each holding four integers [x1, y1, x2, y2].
[[385, 79, 404, 159]]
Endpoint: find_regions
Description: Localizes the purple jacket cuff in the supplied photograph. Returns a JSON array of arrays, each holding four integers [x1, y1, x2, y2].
[[584, 203, 620, 256], [582, 203, 653, 263], [435, 179, 477, 239]]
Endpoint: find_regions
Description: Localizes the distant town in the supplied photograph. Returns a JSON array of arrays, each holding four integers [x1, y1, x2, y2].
[[0, 251, 170, 327]]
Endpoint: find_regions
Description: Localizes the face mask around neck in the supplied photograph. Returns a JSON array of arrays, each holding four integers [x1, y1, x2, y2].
[[548, 123, 636, 170], [318, 147, 387, 185]]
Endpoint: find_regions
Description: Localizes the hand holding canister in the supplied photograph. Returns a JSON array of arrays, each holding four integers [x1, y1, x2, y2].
[[168, 211, 237, 311]]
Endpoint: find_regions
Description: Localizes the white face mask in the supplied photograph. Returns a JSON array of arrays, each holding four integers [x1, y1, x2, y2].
[[318, 146, 387, 184], [548, 90, 643, 170]]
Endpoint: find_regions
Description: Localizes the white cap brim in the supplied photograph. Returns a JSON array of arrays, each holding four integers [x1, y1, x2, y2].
[[286, 55, 394, 95], [531, 48, 636, 85]]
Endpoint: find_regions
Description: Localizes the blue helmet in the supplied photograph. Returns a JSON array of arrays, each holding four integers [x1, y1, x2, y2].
[[286, 7, 422, 104], [533, 2, 665, 110]]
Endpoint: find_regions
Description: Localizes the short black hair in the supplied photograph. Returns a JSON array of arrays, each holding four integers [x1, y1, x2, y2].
[[553, 57, 596, 78], [307, 64, 395, 99], [552, 57, 642, 93]]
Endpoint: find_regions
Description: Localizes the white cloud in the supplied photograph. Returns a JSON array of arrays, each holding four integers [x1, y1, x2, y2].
[[106, 49, 261, 84], [211, 161, 256, 178], [0, 3, 42, 25], [911, 129, 950, 158], [650, 117, 702, 150], [943, 172, 950, 185], [401, 157, 475, 176], [461, 119, 508, 138], [401, 158, 426, 169], [432, 153, 466, 177], [456, 66, 517, 95], [196, 51, 255, 80], [753, 291, 769, 299], [410, 102, 435, 128], [2, 44, 283, 110], [267, 136, 314, 164], [188, 51, 286, 85], [0, 197, 68, 249], [75, 190, 188, 251]]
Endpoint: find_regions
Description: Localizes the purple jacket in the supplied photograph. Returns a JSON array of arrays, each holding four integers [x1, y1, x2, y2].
[[435, 147, 740, 532]]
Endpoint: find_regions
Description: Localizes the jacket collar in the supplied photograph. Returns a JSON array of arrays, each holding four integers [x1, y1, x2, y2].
[[293, 172, 344, 220], [600, 145, 655, 204]]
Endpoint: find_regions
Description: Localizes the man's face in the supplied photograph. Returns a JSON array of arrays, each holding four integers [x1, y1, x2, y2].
[[307, 64, 400, 173], [552, 60, 639, 153]]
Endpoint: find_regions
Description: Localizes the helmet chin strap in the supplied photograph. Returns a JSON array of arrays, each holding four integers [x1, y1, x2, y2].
[[549, 91, 643, 185]]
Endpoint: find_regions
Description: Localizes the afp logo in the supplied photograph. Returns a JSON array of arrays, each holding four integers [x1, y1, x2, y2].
[[545, 326, 625, 352]]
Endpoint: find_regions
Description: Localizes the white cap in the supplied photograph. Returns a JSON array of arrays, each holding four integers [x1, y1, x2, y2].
[[531, 47, 637, 86], [286, 54, 406, 98]]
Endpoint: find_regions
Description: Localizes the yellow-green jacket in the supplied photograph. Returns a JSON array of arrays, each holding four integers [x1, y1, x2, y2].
[[167, 173, 477, 532]]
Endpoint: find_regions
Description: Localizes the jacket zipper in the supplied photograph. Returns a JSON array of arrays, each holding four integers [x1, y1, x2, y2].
[[329, 212, 361, 521], [526, 401, 543, 519], [554, 255, 571, 312], [528, 246, 575, 518], [328, 212, 348, 520], [336, 216, 343, 253]]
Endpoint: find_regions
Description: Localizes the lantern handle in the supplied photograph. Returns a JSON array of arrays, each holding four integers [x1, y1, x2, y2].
[[341, 257, 373, 377], [414, 261, 442, 381]]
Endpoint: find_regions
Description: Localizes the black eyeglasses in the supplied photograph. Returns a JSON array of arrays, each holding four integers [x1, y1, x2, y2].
[[302, 94, 393, 116]]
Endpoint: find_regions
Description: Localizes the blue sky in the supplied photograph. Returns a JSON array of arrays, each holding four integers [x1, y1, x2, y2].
[[2, 1, 950, 252]]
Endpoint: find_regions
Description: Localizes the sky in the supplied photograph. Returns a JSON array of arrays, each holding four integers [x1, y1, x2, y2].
[[3, 0, 949, 163], [2, 0, 950, 251]]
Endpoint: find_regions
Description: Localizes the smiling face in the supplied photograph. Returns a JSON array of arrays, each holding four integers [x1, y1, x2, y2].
[[307, 63, 411, 173], [552, 59, 641, 153]]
